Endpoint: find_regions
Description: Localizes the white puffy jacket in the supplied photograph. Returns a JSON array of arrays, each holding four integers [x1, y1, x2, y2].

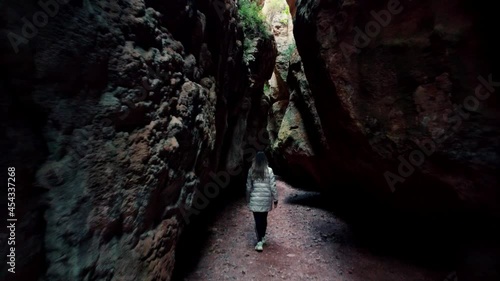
[[246, 166, 278, 212]]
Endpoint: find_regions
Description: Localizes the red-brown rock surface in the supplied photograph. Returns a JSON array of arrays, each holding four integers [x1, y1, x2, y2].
[[291, 0, 500, 215]]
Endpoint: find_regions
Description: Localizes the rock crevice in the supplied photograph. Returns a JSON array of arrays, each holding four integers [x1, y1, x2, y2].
[[0, 0, 276, 280]]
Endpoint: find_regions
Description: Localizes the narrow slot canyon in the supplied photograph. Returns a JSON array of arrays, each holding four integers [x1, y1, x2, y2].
[[1, 0, 499, 281]]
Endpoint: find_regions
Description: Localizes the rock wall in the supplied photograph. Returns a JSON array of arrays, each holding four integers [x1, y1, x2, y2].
[[0, 0, 275, 280], [263, 0, 328, 189], [291, 0, 500, 214]]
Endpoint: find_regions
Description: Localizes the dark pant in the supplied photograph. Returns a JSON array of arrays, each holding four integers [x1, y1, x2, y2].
[[253, 212, 268, 241]]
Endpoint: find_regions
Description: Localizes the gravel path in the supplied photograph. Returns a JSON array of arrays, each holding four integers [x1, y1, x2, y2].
[[180, 180, 453, 281]]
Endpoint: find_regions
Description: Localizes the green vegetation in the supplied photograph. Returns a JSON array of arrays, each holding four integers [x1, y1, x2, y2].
[[243, 38, 258, 64], [264, 83, 271, 95], [282, 43, 296, 61], [238, 0, 271, 64], [238, 0, 269, 38], [284, 5, 290, 15], [279, 16, 288, 26]]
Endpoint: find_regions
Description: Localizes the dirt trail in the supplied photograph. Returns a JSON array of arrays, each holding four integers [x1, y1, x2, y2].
[[179, 180, 453, 281]]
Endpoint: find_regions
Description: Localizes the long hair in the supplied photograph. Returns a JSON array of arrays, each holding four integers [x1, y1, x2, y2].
[[251, 151, 268, 180]]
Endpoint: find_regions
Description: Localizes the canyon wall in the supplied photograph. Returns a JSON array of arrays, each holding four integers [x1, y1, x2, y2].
[[0, 0, 275, 280], [288, 0, 500, 214], [263, 1, 329, 189]]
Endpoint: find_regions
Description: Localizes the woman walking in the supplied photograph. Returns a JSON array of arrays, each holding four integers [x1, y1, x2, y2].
[[246, 151, 278, 252]]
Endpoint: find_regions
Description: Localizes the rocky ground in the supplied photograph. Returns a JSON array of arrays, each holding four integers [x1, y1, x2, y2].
[[177, 180, 455, 281]]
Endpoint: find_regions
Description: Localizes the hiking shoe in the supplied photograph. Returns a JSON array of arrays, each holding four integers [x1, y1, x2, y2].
[[261, 236, 266, 245], [255, 241, 264, 252]]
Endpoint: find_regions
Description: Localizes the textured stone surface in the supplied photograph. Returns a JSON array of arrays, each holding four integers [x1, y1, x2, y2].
[[270, 52, 329, 187], [292, 0, 500, 214], [0, 0, 275, 280]]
